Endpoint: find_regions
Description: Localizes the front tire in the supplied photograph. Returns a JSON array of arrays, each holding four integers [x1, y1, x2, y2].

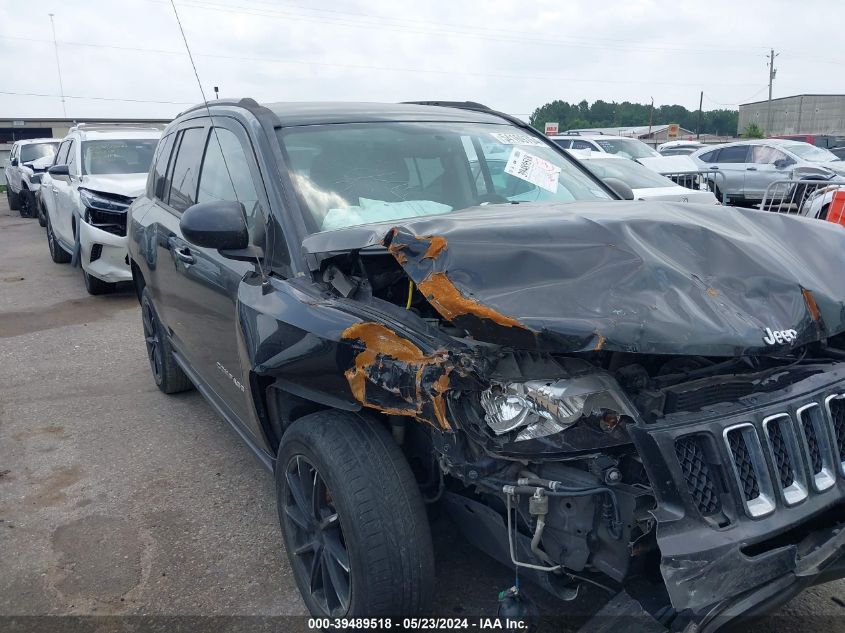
[[277, 411, 435, 618], [47, 215, 71, 263], [83, 270, 116, 295], [19, 187, 33, 217], [140, 287, 193, 394], [6, 186, 20, 211], [37, 198, 47, 227]]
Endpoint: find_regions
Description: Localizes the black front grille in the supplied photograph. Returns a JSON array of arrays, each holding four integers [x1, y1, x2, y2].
[[728, 430, 760, 501], [676, 436, 721, 515], [86, 208, 127, 237], [830, 398, 845, 458], [800, 409, 824, 474], [767, 420, 795, 488]]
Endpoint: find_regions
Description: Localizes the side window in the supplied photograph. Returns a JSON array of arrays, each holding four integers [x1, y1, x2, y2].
[[197, 127, 264, 238], [751, 146, 788, 164], [167, 127, 207, 212], [716, 145, 750, 163], [150, 133, 176, 199], [66, 141, 78, 175], [55, 140, 71, 166], [698, 149, 717, 162]]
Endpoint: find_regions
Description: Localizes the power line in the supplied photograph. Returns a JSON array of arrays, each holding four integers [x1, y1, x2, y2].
[[0, 89, 195, 105], [0, 35, 770, 89], [143, 0, 771, 58]]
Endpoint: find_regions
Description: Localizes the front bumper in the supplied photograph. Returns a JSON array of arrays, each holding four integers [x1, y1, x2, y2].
[[79, 219, 131, 283], [628, 363, 845, 616]]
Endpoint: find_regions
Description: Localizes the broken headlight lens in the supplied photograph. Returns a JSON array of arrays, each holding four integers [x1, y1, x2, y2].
[[79, 188, 132, 213], [479, 375, 632, 442]]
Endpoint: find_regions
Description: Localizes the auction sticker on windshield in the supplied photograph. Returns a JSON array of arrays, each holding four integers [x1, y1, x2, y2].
[[489, 132, 546, 147], [504, 148, 561, 193]]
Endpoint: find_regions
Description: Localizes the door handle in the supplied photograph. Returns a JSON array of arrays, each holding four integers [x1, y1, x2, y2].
[[173, 246, 195, 264], [746, 167, 757, 171], [710, 166, 719, 170]]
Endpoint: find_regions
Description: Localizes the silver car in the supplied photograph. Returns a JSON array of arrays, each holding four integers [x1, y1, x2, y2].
[[691, 139, 845, 205]]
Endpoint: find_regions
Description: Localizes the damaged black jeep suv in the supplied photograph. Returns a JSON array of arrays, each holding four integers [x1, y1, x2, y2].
[[128, 99, 845, 629]]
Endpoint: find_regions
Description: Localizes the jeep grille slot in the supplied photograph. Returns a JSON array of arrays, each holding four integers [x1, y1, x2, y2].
[[825, 395, 845, 475], [762, 414, 807, 506], [725, 424, 776, 518], [797, 403, 836, 492], [675, 436, 721, 515]]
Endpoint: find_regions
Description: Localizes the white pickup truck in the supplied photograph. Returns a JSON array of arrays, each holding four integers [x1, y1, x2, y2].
[[4, 138, 60, 217]]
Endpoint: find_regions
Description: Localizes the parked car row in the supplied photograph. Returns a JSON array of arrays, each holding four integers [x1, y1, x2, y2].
[[6, 124, 163, 294], [8, 99, 845, 631]]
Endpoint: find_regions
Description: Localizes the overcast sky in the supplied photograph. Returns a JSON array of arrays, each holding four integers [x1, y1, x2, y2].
[[1, 0, 841, 121]]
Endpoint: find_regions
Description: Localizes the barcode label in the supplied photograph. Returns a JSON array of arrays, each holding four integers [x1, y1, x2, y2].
[[503, 148, 560, 193], [489, 132, 546, 147]]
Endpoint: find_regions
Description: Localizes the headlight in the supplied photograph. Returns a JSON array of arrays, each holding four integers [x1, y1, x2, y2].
[[479, 374, 633, 442], [79, 188, 132, 212]]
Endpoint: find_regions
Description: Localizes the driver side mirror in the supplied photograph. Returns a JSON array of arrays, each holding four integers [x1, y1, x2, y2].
[[10, 158, 18, 167], [602, 177, 636, 201], [774, 158, 793, 169], [181, 200, 260, 262], [48, 164, 70, 177]]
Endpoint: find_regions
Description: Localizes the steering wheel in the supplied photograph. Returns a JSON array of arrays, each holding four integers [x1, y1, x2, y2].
[[476, 193, 510, 205]]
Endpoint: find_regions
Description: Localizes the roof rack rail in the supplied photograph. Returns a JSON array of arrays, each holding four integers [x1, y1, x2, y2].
[[402, 100, 492, 111], [69, 122, 166, 133]]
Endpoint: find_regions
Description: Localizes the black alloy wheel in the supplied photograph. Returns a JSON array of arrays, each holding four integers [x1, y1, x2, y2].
[[142, 298, 164, 385], [282, 454, 351, 616]]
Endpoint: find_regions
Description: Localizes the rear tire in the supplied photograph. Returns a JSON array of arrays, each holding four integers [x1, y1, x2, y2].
[[140, 287, 193, 394], [83, 270, 116, 295], [6, 186, 20, 211], [277, 411, 435, 618], [47, 215, 71, 263]]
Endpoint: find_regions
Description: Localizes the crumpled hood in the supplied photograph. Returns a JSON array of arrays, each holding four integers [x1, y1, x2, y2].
[[303, 201, 845, 356], [80, 173, 147, 198]]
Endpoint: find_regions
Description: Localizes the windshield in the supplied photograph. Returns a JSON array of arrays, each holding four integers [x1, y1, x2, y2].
[[786, 144, 838, 163], [20, 142, 58, 163], [278, 122, 612, 233], [81, 139, 158, 175], [593, 138, 660, 159], [579, 157, 676, 189]]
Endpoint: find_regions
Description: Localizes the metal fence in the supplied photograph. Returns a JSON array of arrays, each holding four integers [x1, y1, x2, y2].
[[760, 178, 837, 216], [660, 169, 727, 204]]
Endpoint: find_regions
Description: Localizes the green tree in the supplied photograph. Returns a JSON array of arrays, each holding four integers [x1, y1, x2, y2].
[[742, 122, 765, 138], [528, 99, 738, 136]]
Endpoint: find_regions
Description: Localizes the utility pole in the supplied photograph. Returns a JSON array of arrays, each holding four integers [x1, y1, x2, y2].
[[647, 96, 654, 140], [766, 48, 778, 135], [697, 91, 703, 140], [48, 13, 67, 118]]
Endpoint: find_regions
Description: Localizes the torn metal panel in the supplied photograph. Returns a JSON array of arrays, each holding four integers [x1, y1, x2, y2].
[[303, 201, 845, 356], [341, 321, 458, 429]]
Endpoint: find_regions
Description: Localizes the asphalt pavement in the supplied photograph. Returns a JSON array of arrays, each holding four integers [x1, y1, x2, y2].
[[1, 196, 843, 632]]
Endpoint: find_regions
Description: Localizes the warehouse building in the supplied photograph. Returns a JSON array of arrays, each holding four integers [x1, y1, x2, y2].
[[738, 94, 845, 137], [1, 117, 170, 185]]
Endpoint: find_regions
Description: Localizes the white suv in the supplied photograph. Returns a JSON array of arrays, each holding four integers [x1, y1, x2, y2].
[[4, 138, 60, 217], [42, 124, 162, 294], [549, 133, 698, 175]]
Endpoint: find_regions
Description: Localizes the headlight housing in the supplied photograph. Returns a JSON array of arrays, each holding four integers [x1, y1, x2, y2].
[[79, 188, 132, 212], [479, 374, 634, 443]]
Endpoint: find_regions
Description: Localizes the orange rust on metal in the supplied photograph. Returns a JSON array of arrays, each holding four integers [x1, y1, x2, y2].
[[341, 322, 452, 429], [423, 236, 448, 260], [802, 288, 821, 322], [416, 272, 526, 329], [706, 287, 719, 297], [387, 242, 409, 265], [594, 334, 606, 351]]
